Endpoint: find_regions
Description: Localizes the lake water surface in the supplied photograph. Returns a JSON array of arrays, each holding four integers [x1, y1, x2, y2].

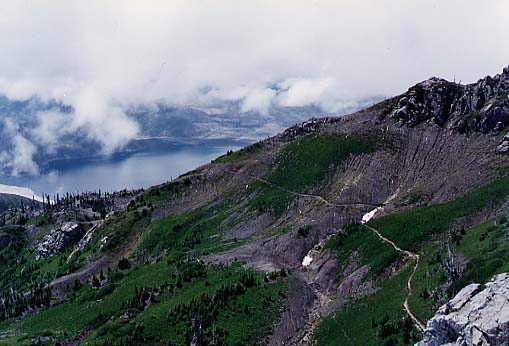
[[0, 139, 244, 197]]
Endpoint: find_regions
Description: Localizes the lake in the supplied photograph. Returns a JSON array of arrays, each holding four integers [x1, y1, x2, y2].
[[0, 139, 246, 198]]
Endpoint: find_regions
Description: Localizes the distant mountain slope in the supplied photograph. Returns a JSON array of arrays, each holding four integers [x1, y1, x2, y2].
[[0, 193, 39, 213], [0, 67, 508, 345]]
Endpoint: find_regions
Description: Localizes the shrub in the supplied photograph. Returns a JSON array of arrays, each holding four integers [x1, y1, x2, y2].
[[297, 225, 312, 238], [118, 258, 131, 271]]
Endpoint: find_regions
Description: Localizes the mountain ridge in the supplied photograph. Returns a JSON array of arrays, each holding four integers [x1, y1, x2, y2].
[[1, 66, 509, 345]]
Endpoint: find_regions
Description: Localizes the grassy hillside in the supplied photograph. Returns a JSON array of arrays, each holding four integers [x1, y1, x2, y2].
[[0, 263, 286, 345], [0, 186, 289, 345], [0, 207, 288, 345], [369, 172, 509, 251], [315, 170, 509, 344], [249, 134, 378, 215], [313, 265, 419, 346]]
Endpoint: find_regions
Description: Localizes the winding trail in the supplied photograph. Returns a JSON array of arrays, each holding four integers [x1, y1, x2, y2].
[[363, 224, 425, 332], [225, 167, 426, 334], [224, 168, 380, 209]]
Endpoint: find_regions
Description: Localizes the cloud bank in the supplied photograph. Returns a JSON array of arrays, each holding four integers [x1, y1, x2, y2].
[[0, 0, 508, 174]]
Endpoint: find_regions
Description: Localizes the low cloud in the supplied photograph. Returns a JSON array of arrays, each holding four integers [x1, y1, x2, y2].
[[0, 1, 508, 175], [69, 88, 140, 154], [240, 88, 277, 115], [30, 111, 69, 153], [277, 78, 335, 109], [1, 119, 39, 176], [10, 135, 39, 176]]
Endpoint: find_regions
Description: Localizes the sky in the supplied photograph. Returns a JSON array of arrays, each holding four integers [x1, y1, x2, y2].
[[0, 0, 508, 175]]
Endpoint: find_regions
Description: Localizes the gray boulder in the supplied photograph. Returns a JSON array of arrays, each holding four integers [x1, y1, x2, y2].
[[496, 133, 509, 154], [497, 141, 509, 154], [417, 272, 509, 346]]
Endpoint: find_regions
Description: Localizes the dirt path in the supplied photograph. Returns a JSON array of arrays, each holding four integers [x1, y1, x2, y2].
[[224, 168, 380, 209], [357, 191, 425, 331], [363, 223, 425, 332]]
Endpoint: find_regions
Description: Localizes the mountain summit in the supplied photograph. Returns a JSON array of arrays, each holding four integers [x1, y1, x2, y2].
[[386, 66, 509, 134]]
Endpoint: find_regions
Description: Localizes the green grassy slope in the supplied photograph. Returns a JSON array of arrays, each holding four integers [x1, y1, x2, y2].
[[0, 196, 287, 345], [249, 134, 378, 215], [313, 265, 419, 346], [315, 171, 509, 345], [0, 262, 286, 345], [368, 173, 509, 251]]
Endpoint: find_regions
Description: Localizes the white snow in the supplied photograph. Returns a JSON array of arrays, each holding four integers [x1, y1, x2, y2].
[[302, 255, 313, 266], [0, 183, 44, 202], [361, 207, 381, 224], [300, 208, 381, 268]]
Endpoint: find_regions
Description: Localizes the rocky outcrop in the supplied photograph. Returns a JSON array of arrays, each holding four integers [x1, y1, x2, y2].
[[496, 133, 509, 154], [417, 272, 509, 346], [389, 66, 509, 135], [35, 222, 84, 260]]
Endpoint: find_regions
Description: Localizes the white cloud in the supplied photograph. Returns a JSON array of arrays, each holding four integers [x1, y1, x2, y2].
[[68, 87, 140, 154], [0, 0, 508, 174], [1, 118, 39, 175], [30, 111, 70, 153], [1, 1, 507, 112], [277, 78, 335, 109], [241, 88, 277, 115], [9, 135, 39, 176]]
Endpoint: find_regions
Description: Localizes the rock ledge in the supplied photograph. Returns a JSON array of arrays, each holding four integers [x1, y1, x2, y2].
[[417, 272, 509, 346]]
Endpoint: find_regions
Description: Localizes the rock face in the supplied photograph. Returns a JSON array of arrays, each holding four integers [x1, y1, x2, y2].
[[417, 273, 509, 346], [35, 222, 84, 260], [389, 66, 509, 136]]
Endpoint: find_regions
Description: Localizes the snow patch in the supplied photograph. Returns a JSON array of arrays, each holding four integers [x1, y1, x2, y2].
[[361, 207, 381, 224], [301, 234, 334, 268], [302, 255, 313, 266]]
